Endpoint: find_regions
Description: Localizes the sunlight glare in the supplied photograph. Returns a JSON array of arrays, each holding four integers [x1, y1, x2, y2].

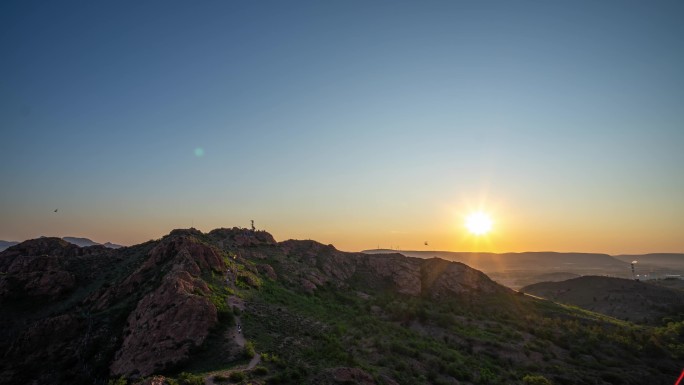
[[465, 212, 493, 235]]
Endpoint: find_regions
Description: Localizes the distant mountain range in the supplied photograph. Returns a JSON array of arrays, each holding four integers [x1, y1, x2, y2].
[[61, 236, 123, 249], [362, 249, 629, 272], [0, 241, 19, 252], [614, 253, 684, 267], [0, 237, 123, 251]]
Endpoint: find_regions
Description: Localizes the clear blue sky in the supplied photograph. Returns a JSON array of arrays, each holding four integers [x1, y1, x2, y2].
[[1, 0, 683, 253]]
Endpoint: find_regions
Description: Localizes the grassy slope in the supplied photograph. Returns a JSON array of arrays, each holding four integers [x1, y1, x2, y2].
[[240, 282, 680, 385], [176, 261, 683, 385], [521, 276, 684, 325]]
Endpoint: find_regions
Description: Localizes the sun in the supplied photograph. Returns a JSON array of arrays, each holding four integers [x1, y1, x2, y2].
[[465, 212, 493, 235]]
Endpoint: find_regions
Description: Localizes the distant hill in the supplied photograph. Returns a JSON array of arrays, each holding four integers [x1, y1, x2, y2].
[[521, 276, 684, 325], [0, 241, 19, 252], [651, 277, 684, 291], [363, 250, 628, 273], [614, 253, 684, 268], [28, 236, 124, 249], [62, 236, 101, 247], [512, 271, 581, 288]]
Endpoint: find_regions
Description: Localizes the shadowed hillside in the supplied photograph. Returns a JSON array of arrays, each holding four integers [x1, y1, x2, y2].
[[521, 276, 684, 325], [363, 250, 632, 289], [0, 241, 19, 252], [1, 229, 683, 385], [363, 250, 628, 273]]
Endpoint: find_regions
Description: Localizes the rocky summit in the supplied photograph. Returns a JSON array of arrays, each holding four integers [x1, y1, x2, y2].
[[1, 228, 682, 385]]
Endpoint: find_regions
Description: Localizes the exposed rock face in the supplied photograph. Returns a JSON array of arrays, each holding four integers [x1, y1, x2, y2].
[[110, 270, 217, 377], [208, 227, 277, 248], [0, 238, 116, 303], [108, 235, 225, 377], [275, 240, 507, 298], [421, 258, 503, 299], [0, 254, 76, 300], [0, 231, 230, 383], [256, 263, 277, 280], [362, 253, 423, 295], [87, 235, 225, 311]]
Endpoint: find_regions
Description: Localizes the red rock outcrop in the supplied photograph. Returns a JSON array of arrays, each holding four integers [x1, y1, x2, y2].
[[208, 227, 277, 248], [272, 240, 506, 298], [421, 258, 505, 298], [109, 236, 224, 377], [0, 254, 76, 301]]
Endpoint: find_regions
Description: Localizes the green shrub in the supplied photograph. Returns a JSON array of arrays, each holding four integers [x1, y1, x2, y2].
[[178, 372, 204, 385], [523, 374, 553, 385], [253, 366, 269, 375], [229, 371, 246, 382], [243, 340, 256, 359], [107, 377, 127, 385]]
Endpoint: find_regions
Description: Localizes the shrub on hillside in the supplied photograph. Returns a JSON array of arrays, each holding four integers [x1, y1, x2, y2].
[[229, 371, 246, 382], [178, 372, 204, 385], [243, 340, 256, 359], [523, 374, 553, 385], [253, 366, 269, 375], [107, 377, 127, 385]]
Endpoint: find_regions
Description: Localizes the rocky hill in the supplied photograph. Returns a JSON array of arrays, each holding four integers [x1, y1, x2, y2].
[[0, 237, 123, 251], [521, 276, 684, 325], [1, 228, 683, 385]]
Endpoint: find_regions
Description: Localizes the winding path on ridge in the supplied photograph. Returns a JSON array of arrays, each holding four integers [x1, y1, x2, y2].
[[204, 296, 261, 385]]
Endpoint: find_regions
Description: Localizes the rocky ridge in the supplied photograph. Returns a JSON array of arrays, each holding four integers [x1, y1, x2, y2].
[[0, 227, 506, 384]]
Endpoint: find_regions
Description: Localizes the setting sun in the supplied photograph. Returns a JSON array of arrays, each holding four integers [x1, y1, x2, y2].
[[465, 212, 493, 235]]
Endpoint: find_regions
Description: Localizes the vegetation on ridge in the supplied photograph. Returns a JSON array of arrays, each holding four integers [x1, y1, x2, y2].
[[1, 227, 683, 385]]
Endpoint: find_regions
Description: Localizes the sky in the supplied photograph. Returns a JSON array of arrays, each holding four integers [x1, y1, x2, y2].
[[1, 0, 683, 254]]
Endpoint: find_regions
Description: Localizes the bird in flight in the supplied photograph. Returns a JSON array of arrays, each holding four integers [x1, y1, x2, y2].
[[54, 209, 58, 213]]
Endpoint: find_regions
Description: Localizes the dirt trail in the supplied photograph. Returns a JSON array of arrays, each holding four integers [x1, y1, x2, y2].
[[204, 296, 261, 385], [246, 352, 261, 370]]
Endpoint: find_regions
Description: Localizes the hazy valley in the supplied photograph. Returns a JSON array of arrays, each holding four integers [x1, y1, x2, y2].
[[364, 249, 684, 290]]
